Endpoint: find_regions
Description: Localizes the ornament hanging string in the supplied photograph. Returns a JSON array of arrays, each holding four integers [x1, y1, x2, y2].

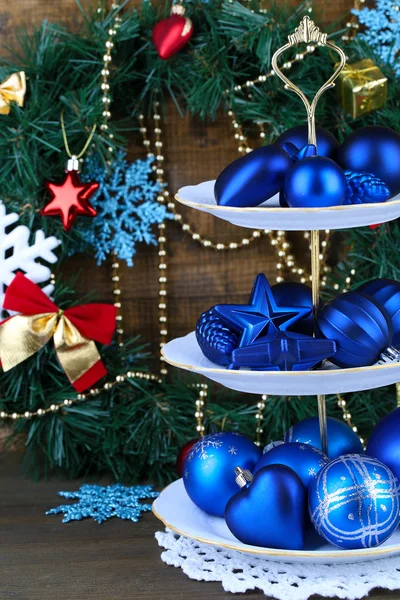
[[60, 110, 97, 160]]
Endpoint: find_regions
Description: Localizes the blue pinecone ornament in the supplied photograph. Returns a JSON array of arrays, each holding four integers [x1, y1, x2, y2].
[[196, 309, 239, 366], [344, 170, 390, 205]]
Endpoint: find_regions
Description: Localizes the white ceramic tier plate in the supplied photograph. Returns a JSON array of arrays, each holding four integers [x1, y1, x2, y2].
[[153, 479, 400, 564], [161, 331, 400, 396], [175, 180, 400, 231]]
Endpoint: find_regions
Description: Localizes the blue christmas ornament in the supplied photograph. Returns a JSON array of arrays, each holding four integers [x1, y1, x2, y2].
[[214, 145, 292, 207], [196, 309, 238, 366], [317, 292, 395, 368], [338, 126, 400, 197], [344, 171, 390, 205], [358, 279, 400, 348], [309, 454, 400, 549], [213, 274, 311, 363], [183, 432, 261, 517], [284, 156, 347, 208], [46, 483, 159, 524], [275, 125, 339, 160], [230, 331, 336, 371], [254, 442, 329, 490], [225, 465, 306, 549], [367, 407, 400, 482], [285, 416, 364, 459], [272, 282, 314, 336]]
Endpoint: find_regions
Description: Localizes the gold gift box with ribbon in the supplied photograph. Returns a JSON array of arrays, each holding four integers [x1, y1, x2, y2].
[[337, 59, 387, 119]]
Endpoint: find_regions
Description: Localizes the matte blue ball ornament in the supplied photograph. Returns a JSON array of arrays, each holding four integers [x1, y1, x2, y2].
[[214, 145, 292, 207], [253, 442, 329, 490], [183, 432, 261, 517], [338, 126, 400, 196], [344, 171, 390, 205], [317, 292, 396, 368], [225, 465, 306, 549], [358, 279, 400, 348], [275, 125, 339, 160], [196, 309, 239, 366], [309, 454, 400, 549], [272, 282, 314, 336], [367, 407, 400, 482], [285, 416, 364, 459], [284, 156, 347, 208]]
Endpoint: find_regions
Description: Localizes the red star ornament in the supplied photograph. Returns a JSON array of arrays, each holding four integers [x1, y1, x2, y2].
[[41, 170, 99, 231]]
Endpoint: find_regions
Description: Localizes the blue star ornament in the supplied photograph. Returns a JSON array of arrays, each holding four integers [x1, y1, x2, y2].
[[213, 274, 311, 351], [231, 332, 336, 371]]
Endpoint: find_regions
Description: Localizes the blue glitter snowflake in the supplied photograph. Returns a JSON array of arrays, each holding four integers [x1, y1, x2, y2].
[[75, 151, 170, 266], [46, 483, 159, 524], [353, 0, 400, 77]]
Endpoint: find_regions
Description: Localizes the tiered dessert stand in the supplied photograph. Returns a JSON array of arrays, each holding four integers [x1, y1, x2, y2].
[[153, 17, 400, 564]]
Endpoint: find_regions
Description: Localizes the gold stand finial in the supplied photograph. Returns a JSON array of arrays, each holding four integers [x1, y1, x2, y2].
[[271, 17, 346, 148]]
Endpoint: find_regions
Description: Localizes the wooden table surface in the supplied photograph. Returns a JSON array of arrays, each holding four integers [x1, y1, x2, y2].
[[0, 454, 398, 600]]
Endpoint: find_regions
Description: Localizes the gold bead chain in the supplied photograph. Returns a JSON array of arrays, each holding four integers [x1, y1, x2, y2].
[[194, 383, 207, 436], [255, 395, 267, 447], [336, 394, 365, 448]]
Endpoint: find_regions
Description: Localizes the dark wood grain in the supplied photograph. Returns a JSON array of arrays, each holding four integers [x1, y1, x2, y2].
[[0, 453, 398, 600]]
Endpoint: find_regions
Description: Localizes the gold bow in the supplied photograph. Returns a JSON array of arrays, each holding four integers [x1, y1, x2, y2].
[[0, 311, 101, 386], [0, 72, 26, 115]]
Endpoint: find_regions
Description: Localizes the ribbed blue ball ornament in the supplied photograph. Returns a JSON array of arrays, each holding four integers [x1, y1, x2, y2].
[[309, 454, 400, 549], [272, 282, 314, 336], [358, 279, 400, 348], [367, 407, 400, 482], [338, 126, 400, 197], [284, 156, 347, 208], [196, 309, 239, 366], [254, 442, 329, 490], [183, 432, 261, 517], [214, 145, 292, 207], [317, 292, 393, 368], [275, 125, 339, 159], [285, 416, 364, 459], [225, 465, 306, 549]]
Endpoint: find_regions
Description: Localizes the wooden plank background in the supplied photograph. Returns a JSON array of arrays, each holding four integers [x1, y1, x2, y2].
[[0, 0, 355, 358]]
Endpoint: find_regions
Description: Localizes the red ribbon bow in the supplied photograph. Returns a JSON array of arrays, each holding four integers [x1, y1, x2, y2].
[[0, 273, 117, 392]]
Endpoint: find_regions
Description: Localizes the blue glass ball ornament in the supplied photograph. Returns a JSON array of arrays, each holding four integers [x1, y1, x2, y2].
[[272, 282, 314, 336], [214, 145, 292, 207], [338, 126, 400, 197], [225, 465, 306, 549], [275, 125, 339, 160], [358, 279, 400, 348], [367, 407, 400, 482], [253, 442, 329, 490], [285, 416, 364, 459], [183, 432, 262, 517], [344, 171, 390, 205], [196, 309, 239, 366], [284, 156, 347, 208], [309, 454, 400, 549], [317, 292, 393, 368]]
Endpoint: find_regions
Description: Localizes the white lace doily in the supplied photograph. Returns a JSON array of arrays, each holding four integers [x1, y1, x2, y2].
[[155, 528, 400, 600]]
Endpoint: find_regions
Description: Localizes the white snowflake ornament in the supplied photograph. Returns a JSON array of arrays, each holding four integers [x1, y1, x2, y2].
[[0, 201, 61, 309]]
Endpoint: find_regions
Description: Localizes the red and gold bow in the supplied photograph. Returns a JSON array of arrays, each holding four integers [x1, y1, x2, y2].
[[0, 72, 26, 115], [0, 273, 117, 392]]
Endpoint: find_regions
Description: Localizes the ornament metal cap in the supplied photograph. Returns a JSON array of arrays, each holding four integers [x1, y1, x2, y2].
[[379, 346, 400, 364], [171, 4, 186, 15], [66, 155, 80, 172], [235, 466, 253, 489]]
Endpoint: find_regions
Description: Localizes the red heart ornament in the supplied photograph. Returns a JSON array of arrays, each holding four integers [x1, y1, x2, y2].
[[152, 6, 193, 60]]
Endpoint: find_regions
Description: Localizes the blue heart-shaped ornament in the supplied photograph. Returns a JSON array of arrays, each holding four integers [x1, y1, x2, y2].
[[225, 465, 306, 549], [214, 145, 292, 207]]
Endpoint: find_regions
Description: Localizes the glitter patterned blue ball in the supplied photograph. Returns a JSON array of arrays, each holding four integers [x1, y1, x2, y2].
[[309, 454, 400, 549], [285, 416, 364, 459], [196, 309, 238, 366], [284, 156, 347, 208], [214, 145, 292, 207], [183, 432, 261, 517], [254, 442, 329, 490]]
